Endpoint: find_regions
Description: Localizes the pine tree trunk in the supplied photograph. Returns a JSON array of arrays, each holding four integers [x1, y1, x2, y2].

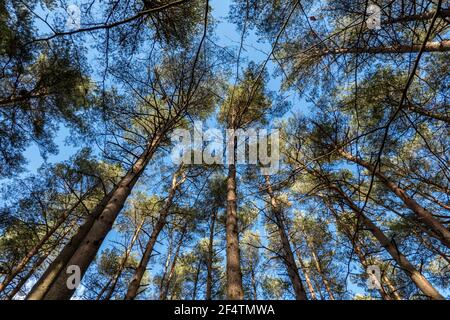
[[101, 219, 145, 300], [296, 254, 318, 300], [312, 274, 325, 300], [383, 275, 402, 300], [250, 264, 257, 300], [333, 185, 445, 300], [307, 242, 335, 300], [192, 259, 202, 300], [160, 224, 187, 300], [264, 175, 308, 300], [338, 149, 450, 248], [206, 208, 217, 300], [225, 158, 244, 299], [124, 167, 184, 300], [158, 237, 173, 299], [95, 277, 113, 301], [125, 218, 164, 300]]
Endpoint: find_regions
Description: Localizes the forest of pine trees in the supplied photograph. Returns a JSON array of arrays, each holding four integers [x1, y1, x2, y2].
[[0, 0, 449, 301]]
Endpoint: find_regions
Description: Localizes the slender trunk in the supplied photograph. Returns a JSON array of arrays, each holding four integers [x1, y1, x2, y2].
[[95, 278, 113, 301], [101, 219, 145, 300], [160, 224, 187, 300], [125, 218, 164, 300], [158, 238, 173, 299], [40, 137, 161, 300], [308, 243, 335, 300], [124, 167, 185, 300], [339, 149, 450, 248], [334, 185, 445, 300], [206, 208, 217, 300], [312, 273, 324, 300], [264, 175, 308, 300], [296, 254, 318, 300], [383, 275, 403, 301], [226, 157, 244, 299], [192, 259, 202, 300], [250, 264, 257, 300]]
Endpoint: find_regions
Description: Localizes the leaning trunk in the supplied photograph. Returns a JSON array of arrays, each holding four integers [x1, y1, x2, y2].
[[334, 185, 445, 300], [102, 219, 145, 300], [124, 167, 184, 300], [308, 244, 335, 300], [338, 149, 450, 248], [296, 254, 318, 300], [329, 205, 401, 300], [160, 224, 187, 300], [264, 175, 308, 300]]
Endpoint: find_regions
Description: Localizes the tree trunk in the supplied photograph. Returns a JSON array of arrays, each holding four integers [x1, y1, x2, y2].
[[124, 166, 185, 300], [333, 185, 445, 300], [225, 158, 244, 299], [160, 224, 187, 300], [383, 274, 402, 301], [307, 244, 335, 300], [158, 236, 173, 299], [192, 259, 202, 300], [312, 273, 325, 300], [250, 264, 258, 300], [38, 136, 161, 300], [264, 175, 308, 300], [206, 208, 217, 300], [338, 149, 450, 248], [101, 219, 145, 300], [296, 254, 318, 300]]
